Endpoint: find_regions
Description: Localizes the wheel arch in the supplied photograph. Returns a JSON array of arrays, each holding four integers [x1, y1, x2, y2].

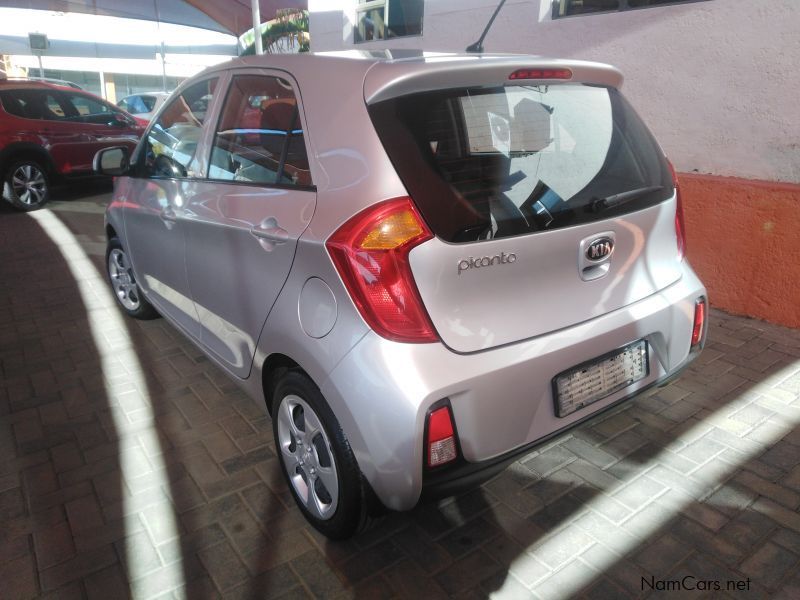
[[261, 353, 304, 416], [0, 143, 57, 179]]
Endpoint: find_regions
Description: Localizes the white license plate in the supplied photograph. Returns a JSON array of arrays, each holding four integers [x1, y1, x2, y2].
[[553, 340, 649, 418]]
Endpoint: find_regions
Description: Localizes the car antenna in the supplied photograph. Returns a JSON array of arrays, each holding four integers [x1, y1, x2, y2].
[[466, 0, 508, 53]]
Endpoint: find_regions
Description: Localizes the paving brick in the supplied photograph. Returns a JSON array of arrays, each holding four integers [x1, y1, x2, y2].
[[198, 540, 251, 593], [290, 549, 349, 597], [84, 564, 131, 600], [0, 553, 39, 600], [740, 541, 800, 590], [434, 549, 502, 595], [734, 470, 800, 509]]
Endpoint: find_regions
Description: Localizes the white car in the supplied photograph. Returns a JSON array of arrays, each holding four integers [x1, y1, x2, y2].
[[116, 91, 170, 121]]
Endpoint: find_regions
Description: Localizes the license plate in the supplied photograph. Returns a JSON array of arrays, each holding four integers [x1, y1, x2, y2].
[[553, 340, 649, 418]]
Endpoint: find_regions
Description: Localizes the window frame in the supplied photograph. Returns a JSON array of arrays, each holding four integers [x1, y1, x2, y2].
[[551, 0, 710, 19], [132, 75, 222, 181], [204, 69, 316, 191], [354, 0, 424, 44]]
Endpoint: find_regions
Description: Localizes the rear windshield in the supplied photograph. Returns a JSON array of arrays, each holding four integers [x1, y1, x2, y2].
[[369, 84, 673, 243]]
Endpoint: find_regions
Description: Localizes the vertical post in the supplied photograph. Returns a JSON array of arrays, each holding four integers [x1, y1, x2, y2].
[[160, 42, 168, 92], [36, 53, 44, 79], [99, 71, 106, 99], [252, 0, 263, 55]]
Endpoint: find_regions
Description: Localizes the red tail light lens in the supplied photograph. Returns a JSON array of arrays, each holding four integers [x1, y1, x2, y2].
[[691, 298, 706, 348], [509, 68, 573, 80], [426, 406, 457, 467], [327, 197, 438, 343], [667, 159, 686, 260]]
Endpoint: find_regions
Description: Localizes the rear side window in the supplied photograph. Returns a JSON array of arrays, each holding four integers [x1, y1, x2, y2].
[[0, 89, 70, 120], [140, 78, 218, 179], [208, 74, 311, 187], [369, 84, 672, 243]]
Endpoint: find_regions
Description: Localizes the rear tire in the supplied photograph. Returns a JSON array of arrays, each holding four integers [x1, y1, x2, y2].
[[106, 237, 159, 320], [272, 371, 369, 539], [3, 159, 50, 211]]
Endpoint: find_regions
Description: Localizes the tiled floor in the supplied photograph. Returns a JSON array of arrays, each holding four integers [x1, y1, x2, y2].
[[1, 184, 799, 599]]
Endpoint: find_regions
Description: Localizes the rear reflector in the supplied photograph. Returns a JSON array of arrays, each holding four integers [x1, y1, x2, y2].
[[509, 68, 572, 80], [691, 298, 706, 348], [427, 406, 457, 467]]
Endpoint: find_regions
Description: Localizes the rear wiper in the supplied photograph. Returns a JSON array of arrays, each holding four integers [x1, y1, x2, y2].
[[589, 186, 663, 212]]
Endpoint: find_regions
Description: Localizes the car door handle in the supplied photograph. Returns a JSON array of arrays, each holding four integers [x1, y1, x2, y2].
[[250, 223, 288, 244]]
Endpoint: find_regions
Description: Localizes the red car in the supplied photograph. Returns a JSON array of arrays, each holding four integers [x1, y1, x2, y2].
[[0, 79, 146, 211]]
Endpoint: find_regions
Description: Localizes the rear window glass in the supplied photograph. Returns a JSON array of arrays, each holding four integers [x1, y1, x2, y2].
[[369, 84, 673, 243]]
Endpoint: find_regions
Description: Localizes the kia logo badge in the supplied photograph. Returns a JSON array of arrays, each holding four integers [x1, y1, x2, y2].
[[586, 237, 614, 261]]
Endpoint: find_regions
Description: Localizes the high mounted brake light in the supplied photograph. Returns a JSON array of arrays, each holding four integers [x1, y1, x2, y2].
[[509, 68, 573, 81]]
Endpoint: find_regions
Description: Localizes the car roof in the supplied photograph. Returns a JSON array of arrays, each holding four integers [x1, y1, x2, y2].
[[194, 50, 624, 103], [0, 79, 92, 94]]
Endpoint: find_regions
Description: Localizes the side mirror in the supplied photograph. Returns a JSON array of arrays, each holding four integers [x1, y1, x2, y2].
[[94, 146, 130, 176]]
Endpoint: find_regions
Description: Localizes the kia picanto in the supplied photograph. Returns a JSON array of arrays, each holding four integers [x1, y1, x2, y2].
[[95, 51, 707, 539]]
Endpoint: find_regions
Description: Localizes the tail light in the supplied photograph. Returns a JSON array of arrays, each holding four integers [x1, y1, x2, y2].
[[667, 159, 686, 260], [326, 197, 438, 343], [691, 297, 706, 348], [426, 405, 458, 467]]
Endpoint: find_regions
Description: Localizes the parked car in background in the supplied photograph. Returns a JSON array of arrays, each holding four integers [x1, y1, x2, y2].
[[95, 52, 707, 539], [117, 91, 170, 122], [0, 79, 146, 211]]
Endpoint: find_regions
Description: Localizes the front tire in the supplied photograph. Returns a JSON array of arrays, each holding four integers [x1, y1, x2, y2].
[[272, 371, 367, 539], [106, 237, 159, 320], [3, 159, 50, 211]]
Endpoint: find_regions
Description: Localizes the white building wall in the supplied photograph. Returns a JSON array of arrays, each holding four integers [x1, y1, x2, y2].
[[309, 0, 800, 184]]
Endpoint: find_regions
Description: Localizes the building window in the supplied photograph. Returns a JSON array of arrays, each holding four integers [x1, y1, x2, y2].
[[553, 0, 701, 18], [355, 0, 423, 43]]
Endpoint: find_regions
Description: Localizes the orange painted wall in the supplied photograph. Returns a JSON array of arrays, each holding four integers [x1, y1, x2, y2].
[[680, 173, 800, 328]]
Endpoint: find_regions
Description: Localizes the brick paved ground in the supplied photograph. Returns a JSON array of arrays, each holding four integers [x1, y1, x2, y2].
[[1, 185, 799, 599]]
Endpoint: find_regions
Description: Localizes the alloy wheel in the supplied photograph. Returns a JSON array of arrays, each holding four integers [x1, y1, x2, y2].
[[11, 164, 47, 206], [276, 394, 339, 520], [108, 248, 141, 310]]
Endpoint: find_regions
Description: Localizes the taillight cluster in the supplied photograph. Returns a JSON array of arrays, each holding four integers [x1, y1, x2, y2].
[[667, 159, 686, 260], [326, 197, 438, 343]]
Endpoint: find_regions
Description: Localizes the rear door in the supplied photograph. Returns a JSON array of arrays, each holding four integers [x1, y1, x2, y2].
[[368, 79, 682, 353], [182, 70, 316, 377]]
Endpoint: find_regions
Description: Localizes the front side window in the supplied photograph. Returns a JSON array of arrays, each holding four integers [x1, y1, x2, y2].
[[355, 0, 423, 43], [62, 93, 118, 125], [554, 0, 701, 18], [140, 78, 218, 179], [208, 74, 311, 187]]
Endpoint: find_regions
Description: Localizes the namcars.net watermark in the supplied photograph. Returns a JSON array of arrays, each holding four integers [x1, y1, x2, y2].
[[642, 575, 751, 592]]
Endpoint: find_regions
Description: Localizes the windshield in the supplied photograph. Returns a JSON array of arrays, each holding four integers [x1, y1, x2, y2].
[[369, 84, 673, 243]]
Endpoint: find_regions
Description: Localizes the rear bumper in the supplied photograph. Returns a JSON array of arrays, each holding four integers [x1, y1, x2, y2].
[[320, 264, 706, 511], [419, 348, 698, 501]]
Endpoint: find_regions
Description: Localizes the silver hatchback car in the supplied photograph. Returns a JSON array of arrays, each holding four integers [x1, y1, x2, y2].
[[95, 51, 707, 539]]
